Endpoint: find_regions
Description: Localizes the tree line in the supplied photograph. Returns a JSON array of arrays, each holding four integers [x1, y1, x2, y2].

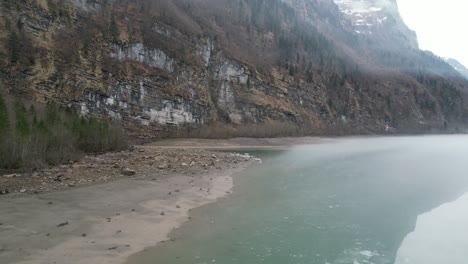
[[0, 93, 127, 170]]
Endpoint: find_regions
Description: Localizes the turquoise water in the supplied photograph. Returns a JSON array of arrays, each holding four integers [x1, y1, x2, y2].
[[127, 136, 468, 264]]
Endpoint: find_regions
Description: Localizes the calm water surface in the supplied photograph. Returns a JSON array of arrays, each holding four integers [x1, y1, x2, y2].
[[127, 136, 468, 264]]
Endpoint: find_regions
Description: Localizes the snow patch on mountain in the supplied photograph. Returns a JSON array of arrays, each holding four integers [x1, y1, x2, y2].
[[334, 0, 395, 34]]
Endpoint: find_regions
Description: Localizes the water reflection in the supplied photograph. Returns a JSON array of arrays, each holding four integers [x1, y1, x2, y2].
[[127, 136, 468, 264], [395, 192, 468, 264]]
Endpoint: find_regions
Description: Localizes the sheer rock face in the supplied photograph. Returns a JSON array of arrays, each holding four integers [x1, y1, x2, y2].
[[333, 0, 418, 49], [283, 0, 418, 49], [0, 0, 467, 137], [111, 43, 175, 72]]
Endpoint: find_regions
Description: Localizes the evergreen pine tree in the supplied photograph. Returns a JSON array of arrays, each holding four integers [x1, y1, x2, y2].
[[15, 101, 30, 138], [0, 93, 10, 136], [110, 15, 120, 43], [8, 31, 19, 64]]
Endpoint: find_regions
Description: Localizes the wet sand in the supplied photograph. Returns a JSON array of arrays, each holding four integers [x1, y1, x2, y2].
[[0, 163, 252, 264]]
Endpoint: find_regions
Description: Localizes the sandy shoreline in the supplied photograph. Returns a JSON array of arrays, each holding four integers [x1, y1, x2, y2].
[[0, 142, 262, 264]]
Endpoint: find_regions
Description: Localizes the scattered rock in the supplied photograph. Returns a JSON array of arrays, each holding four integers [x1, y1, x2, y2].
[[82, 233, 87, 237], [160, 212, 165, 216], [176, 205, 181, 209], [121, 168, 136, 176], [108, 246, 118, 250], [131, 209, 136, 212], [57, 222, 69, 227], [53, 174, 63, 182], [0, 148, 255, 197], [4, 174, 20, 178], [115, 230, 122, 234]]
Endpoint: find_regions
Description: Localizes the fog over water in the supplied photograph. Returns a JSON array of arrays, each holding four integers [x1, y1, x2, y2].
[[127, 136, 468, 264]]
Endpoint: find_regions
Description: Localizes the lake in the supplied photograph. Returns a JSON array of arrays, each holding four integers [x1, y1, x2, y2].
[[127, 136, 468, 264]]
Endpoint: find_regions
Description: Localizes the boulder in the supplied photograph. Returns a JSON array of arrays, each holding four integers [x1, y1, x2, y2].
[[121, 168, 136, 176]]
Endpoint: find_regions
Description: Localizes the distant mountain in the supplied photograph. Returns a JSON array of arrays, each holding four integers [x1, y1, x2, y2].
[[445, 58, 468, 80], [0, 0, 467, 137], [334, 0, 418, 48]]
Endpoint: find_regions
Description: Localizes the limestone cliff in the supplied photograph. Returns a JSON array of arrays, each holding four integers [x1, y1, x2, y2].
[[0, 0, 467, 138]]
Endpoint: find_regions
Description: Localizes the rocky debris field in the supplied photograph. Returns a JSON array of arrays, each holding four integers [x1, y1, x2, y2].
[[0, 146, 260, 196]]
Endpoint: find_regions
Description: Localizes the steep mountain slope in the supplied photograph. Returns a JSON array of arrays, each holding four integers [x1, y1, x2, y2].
[[0, 0, 467, 138], [445, 58, 468, 80]]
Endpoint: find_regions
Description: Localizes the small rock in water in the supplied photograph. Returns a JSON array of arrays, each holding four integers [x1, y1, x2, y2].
[[176, 205, 181, 209], [57, 221, 69, 227], [108, 246, 118, 250], [82, 233, 87, 237], [160, 212, 165, 216]]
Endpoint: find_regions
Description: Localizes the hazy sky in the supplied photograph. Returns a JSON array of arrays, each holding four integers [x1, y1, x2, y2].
[[397, 0, 468, 67]]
